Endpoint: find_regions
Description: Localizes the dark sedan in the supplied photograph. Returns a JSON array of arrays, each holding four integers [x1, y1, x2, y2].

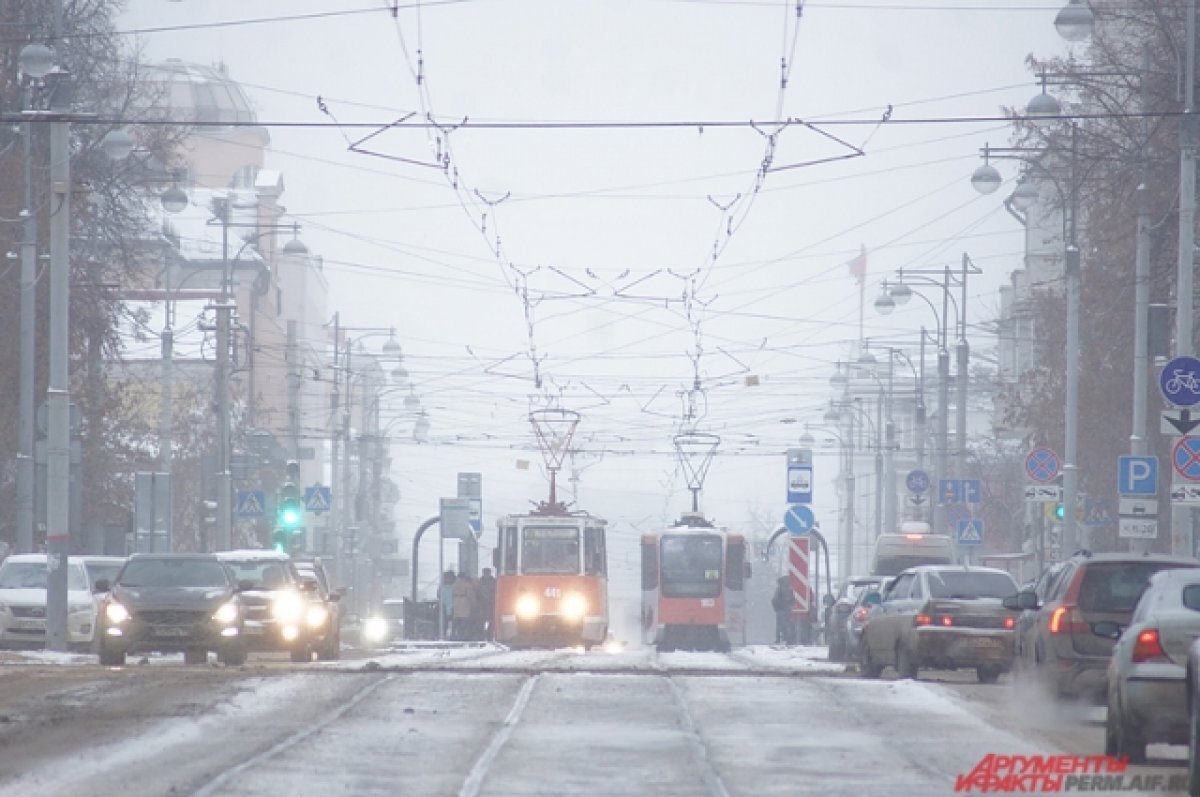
[[97, 553, 247, 667]]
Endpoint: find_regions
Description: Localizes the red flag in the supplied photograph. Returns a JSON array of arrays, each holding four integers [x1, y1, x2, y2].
[[847, 245, 866, 286]]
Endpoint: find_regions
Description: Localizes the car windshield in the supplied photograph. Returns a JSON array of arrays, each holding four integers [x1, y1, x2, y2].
[[926, 570, 1017, 600], [660, 534, 723, 599], [521, 527, 580, 575], [85, 562, 123, 589], [119, 559, 230, 589], [0, 562, 88, 591], [1078, 562, 1197, 613], [223, 560, 295, 589]]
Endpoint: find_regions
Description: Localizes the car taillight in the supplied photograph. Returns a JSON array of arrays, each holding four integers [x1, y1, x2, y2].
[[1131, 629, 1170, 663], [914, 614, 932, 626], [938, 615, 954, 627], [1004, 616, 1015, 630], [852, 608, 869, 622], [1049, 605, 1089, 635]]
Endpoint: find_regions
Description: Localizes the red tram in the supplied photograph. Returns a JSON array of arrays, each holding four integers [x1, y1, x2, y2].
[[492, 408, 609, 649], [640, 512, 748, 652]]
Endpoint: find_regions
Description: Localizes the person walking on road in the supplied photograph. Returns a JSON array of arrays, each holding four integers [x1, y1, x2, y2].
[[477, 568, 497, 641], [771, 576, 795, 645], [452, 572, 476, 640]]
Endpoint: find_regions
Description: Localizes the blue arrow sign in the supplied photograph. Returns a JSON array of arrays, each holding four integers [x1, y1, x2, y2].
[[1161, 356, 1200, 407], [939, 479, 960, 504], [784, 504, 815, 536], [961, 479, 982, 505]]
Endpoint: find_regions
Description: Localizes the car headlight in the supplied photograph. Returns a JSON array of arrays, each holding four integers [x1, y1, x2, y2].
[[363, 617, 389, 643], [305, 604, 329, 629], [271, 591, 305, 624], [515, 593, 541, 620], [105, 602, 130, 624], [212, 602, 239, 625], [561, 592, 587, 622]]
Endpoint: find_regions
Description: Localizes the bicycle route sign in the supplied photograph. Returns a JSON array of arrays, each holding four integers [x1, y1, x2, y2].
[[1160, 356, 1200, 407], [1024, 446, 1061, 483]]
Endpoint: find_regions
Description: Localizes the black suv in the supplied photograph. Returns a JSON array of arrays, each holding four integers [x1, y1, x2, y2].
[[216, 550, 315, 662], [294, 557, 342, 660], [96, 553, 247, 666]]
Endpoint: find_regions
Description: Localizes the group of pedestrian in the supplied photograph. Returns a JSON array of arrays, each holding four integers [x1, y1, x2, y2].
[[440, 568, 496, 641]]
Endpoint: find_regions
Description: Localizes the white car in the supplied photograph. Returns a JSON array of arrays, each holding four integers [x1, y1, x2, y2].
[[0, 554, 98, 650]]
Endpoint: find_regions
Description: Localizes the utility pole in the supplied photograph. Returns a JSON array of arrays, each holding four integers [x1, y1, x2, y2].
[[17, 86, 36, 555], [330, 315, 342, 585], [45, 0, 72, 651], [1130, 48, 1152, 554], [1174, 0, 1198, 558], [215, 198, 233, 551]]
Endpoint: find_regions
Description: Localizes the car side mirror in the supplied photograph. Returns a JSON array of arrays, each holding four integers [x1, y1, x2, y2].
[[93, 578, 110, 593], [822, 594, 835, 608], [1092, 620, 1121, 640], [863, 591, 882, 606]]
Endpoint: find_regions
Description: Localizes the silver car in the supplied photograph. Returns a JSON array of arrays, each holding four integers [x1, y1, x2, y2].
[[1102, 567, 1200, 763]]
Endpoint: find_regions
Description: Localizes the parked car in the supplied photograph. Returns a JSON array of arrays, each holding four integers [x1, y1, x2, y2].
[[1005, 552, 1200, 701], [0, 554, 98, 650], [1099, 567, 1200, 763], [826, 575, 883, 661], [216, 550, 315, 662], [294, 557, 342, 660], [859, 565, 1018, 683], [96, 553, 247, 666]]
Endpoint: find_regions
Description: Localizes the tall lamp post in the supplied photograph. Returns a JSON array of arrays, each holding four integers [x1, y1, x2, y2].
[[876, 259, 978, 535]]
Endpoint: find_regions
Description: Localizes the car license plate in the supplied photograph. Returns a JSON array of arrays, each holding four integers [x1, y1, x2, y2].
[[967, 637, 1001, 649], [15, 619, 44, 630], [153, 626, 191, 637]]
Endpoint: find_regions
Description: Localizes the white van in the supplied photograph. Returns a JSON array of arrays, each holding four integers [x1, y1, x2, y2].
[[871, 525, 955, 576]]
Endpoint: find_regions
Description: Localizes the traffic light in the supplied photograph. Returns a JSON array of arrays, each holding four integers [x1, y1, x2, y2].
[[1054, 503, 1066, 520], [277, 495, 303, 532]]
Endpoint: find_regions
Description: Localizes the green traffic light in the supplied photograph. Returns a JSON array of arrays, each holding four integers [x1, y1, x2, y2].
[[1055, 504, 1066, 520]]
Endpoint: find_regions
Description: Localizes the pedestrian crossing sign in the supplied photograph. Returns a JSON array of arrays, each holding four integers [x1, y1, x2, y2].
[[236, 490, 266, 518], [956, 518, 984, 545], [304, 485, 332, 514]]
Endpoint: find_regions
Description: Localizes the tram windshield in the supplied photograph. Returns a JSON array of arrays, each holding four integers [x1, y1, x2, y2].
[[522, 526, 581, 575], [660, 534, 723, 598]]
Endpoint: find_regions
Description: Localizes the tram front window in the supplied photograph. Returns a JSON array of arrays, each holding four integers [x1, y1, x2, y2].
[[522, 527, 581, 575], [660, 535, 723, 598]]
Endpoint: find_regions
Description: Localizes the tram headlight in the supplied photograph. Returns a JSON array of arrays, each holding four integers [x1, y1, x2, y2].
[[561, 592, 587, 622], [362, 617, 389, 643], [515, 593, 541, 620]]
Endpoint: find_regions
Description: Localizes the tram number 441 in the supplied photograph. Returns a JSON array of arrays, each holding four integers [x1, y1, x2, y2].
[[543, 587, 562, 598]]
